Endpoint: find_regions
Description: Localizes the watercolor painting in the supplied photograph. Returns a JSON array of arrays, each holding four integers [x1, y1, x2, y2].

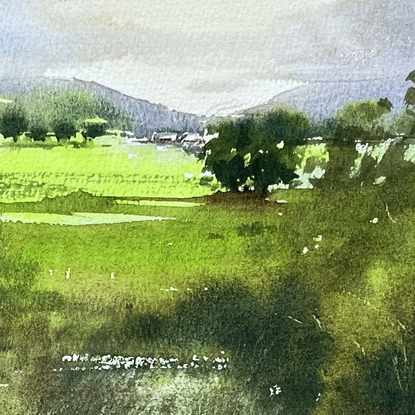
[[0, 0, 414, 413]]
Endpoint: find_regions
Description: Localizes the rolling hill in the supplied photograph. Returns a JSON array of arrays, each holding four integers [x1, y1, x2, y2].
[[0, 77, 203, 137], [237, 78, 410, 121]]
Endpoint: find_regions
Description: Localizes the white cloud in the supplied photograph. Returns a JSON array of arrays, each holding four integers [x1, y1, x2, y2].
[[44, 56, 302, 115]]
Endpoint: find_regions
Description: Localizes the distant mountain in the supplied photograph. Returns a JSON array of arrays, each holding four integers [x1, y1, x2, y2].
[[237, 78, 410, 122], [0, 77, 203, 137]]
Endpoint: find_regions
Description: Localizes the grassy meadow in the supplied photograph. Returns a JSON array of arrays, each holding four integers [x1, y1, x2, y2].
[[0, 144, 214, 202], [1, 142, 415, 414]]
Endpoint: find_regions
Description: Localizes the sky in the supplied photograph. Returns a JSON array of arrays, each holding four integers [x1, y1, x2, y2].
[[1, 0, 414, 116]]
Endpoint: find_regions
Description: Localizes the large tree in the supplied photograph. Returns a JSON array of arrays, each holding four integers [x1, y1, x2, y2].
[[201, 108, 310, 196], [200, 116, 254, 192]]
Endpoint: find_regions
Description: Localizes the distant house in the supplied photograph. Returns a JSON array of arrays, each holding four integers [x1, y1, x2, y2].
[[151, 132, 178, 143], [179, 132, 205, 145]]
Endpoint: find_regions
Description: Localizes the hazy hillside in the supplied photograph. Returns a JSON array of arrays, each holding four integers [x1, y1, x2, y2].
[[239, 79, 410, 120], [238, 78, 409, 121], [0, 77, 203, 137]]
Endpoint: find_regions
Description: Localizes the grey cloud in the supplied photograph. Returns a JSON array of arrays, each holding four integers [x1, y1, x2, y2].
[[186, 80, 244, 94], [1, 0, 414, 114]]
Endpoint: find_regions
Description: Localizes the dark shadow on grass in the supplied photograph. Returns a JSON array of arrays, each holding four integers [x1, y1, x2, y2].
[[84, 275, 333, 414]]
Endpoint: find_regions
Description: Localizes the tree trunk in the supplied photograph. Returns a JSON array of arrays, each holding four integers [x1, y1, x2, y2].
[[229, 180, 240, 193]]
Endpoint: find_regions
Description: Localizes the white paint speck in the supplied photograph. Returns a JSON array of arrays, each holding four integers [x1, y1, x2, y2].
[[370, 218, 379, 224], [270, 385, 282, 396], [199, 171, 213, 177], [374, 176, 386, 185], [303, 247, 309, 254]]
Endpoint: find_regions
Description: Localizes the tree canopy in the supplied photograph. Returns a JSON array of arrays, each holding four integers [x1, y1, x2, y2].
[[329, 99, 393, 144], [0, 104, 29, 142], [201, 108, 311, 195], [52, 120, 77, 141]]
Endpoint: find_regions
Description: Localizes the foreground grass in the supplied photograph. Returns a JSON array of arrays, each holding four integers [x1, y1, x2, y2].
[[1, 197, 290, 308], [1, 182, 415, 414]]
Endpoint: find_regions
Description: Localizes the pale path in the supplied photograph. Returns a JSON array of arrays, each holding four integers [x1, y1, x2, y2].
[[0, 212, 175, 226]]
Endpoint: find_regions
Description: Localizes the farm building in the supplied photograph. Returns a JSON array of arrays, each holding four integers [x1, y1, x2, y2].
[[151, 132, 179, 143]]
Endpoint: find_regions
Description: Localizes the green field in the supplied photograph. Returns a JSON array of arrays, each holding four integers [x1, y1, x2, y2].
[[1, 199, 289, 305], [1, 144, 415, 414], [0, 145, 215, 202]]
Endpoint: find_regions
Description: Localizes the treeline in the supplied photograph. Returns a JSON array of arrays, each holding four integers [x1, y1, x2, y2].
[[202, 69, 415, 196], [0, 87, 134, 143]]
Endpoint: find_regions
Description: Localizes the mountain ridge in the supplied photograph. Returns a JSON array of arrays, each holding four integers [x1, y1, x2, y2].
[[236, 77, 410, 121], [0, 76, 204, 137]]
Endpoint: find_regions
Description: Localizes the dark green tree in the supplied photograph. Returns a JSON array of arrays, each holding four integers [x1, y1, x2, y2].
[[81, 117, 107, 141], [246, 108, 310, 194], [52, 120, 77, 141], [331, 99, 393, 144], [0, 104, 29, 143], [201, 108, 310, 196], [247, 150, 298, 196], [29, 125, 48, 142], [211, 155, 248, 192], [200, 116, 254, 192]]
